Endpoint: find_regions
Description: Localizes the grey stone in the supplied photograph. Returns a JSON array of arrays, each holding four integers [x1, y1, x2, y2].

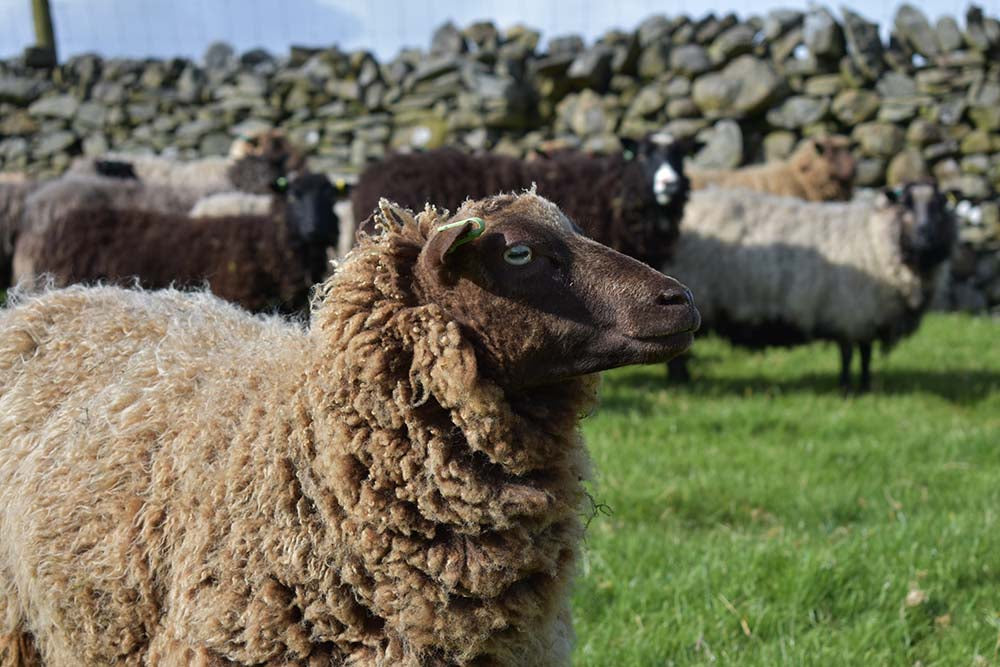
[[943, 174, 992, 199], [877, 101, 918, 123], [854, 157, 887, 186], [548, 35, 585, 56], [766, 95, 830, 129], [692, 55, 781, 117], [637, 44, 671, 79], [692, 119, 743, 168], [842, 8, 884, 79], [804, 7, 844, 59], [0, 76, 45, 105], [203, 41, 236, 70], [637, 14, 672, 46], [74, 101, 107, 130], [666, 98, 700, 118], [969, 106, 1000, 131], [831, 89, 880, 125], [556, 89, 614, 137], [28, 94, 79, 120], [0, 137, 30, 161], [763, 130, 798, 161], [567, 46, 614, 90], [803, 74, 842, 96], [886, 149, 929, 185], [430, 22, 467, 56], [968, 79, 1000, 108], [81, 133, 109, 156], [696, 14, 738, 45], [853, 122, 905, 157], [626, 84, 666, 118], [709, 24, 757, 63], [961, 154, 991, 174], [961, 130, 994, 154], [964, 6, 996, 52], [894, 4, 940, 57], [906, 119, 942, 145], [876, 71, 917, 98], [763, 9, 803, 40], [0, 111, 38, 136], [670, 45, 712, 76], [936, 16, 965, 52], [34, 130, 78, 157]]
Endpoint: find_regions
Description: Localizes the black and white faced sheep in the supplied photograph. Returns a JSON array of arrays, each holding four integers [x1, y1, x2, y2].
[[351, 132, 694, 267], [664, 183, 956, 392], [12, 171, 340, 314], [0, 192, 699, 666]]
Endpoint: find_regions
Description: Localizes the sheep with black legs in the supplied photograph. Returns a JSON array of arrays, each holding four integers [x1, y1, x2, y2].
[[351, 132, 693, 267], [12, 171, 339, 314], [0, 192, 698, 666], [664, 183, 955, 392], [688, 135, 857, 202]]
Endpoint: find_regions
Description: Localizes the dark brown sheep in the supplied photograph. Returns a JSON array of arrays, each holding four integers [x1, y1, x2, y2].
[[351, 133, 694, 268], [13, 172, 339, 314]]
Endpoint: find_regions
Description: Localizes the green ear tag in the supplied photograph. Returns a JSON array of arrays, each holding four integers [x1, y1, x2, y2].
[[274, 176, 289, 192], [437, 217, 486, 254]]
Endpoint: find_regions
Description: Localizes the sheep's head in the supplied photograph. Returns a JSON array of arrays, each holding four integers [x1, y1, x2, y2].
[[413, 192, 700, 388], [879, 182, 956, 274], [284, 172, 340, 245], [791, 135, 856, 201], [622, 132, 694, 207]]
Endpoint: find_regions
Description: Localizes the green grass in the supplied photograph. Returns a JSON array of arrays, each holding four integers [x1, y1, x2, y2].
[[573, 313, 1000, 667]]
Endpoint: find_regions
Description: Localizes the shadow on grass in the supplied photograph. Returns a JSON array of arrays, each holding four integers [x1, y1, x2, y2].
[[599, 365, 1000, 412]]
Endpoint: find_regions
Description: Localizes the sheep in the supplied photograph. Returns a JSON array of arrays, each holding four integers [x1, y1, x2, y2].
[[189, 176, 352, 220], [0, 179, 43, 289], [351, 132, 694, 267], [663, 183, 956, 392], [12, 171, 340, 314], [68, 128, 305, 196], [687, 135, 857, 202], [0, 191, 699, 666]]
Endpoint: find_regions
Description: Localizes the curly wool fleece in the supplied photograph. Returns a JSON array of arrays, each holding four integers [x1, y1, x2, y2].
[[0, 199, 599, 666]]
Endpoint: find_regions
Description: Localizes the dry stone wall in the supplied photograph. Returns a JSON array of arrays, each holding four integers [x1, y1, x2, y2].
[[1, 4, 999, 311]]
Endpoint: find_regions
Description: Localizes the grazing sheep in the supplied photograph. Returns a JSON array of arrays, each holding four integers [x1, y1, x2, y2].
[[688, 135, 857, 202], [665, 183, 956, 391], [12, 171, 339, 314], [0, 180, 42, 288], [352, 133, 693, 267], [68, 129, 305, 196], [0, 191, 698, 666]]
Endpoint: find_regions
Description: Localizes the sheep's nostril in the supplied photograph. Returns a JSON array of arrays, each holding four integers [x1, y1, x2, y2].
[[656, 288, 689, 308]]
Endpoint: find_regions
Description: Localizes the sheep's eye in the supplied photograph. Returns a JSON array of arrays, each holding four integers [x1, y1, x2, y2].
[[503, 245, 533, 266]]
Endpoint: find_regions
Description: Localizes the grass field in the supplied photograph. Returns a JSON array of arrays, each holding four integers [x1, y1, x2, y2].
[[573, 313, 1000, 666]]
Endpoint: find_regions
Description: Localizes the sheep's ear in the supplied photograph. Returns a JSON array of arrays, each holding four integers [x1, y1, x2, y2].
[[421, 217, 486, 278]]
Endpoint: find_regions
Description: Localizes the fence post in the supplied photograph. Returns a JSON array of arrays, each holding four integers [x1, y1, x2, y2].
[[30, 0, 58, 63]]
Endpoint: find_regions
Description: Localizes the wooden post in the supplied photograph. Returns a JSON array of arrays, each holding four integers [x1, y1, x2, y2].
[[31, 0, 57, 62]]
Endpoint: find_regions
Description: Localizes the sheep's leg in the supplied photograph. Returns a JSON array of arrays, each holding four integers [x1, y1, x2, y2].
[[858, 342, 873, 394], [666, 353, 691, 383], [0, 631, 42, 667], [837, 341, 854, 393]]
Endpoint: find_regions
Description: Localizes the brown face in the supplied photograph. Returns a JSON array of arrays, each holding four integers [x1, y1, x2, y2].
[[414, 193, 700, 388]]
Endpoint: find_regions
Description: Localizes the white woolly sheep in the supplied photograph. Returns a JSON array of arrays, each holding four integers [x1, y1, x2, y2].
[[0, 192, 698, 666], [664, 183, 956, 392]]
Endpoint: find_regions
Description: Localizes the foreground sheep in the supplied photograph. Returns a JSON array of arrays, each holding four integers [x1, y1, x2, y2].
[[665, 183, 955, 391], [0, 191, 698, 666], [688, 135, 856, 201], [12, 171, 339, 313], [351, 133, 693, 267]]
